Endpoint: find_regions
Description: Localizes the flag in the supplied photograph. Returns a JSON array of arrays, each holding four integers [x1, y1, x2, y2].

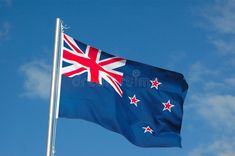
[[58, 33, 188, 147]]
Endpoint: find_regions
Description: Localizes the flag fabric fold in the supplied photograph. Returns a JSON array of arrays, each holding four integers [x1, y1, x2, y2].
[[58, 33, 188, 147]]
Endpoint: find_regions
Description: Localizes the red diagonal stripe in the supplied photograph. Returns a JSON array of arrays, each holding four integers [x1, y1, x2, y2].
[[103, 69, 123, 84], [99, 57, 125, 66], [63, 49, 90, 67], [63, 67, 87, 77], [64, 34, 83, 54], [107, 75, 123, 96]]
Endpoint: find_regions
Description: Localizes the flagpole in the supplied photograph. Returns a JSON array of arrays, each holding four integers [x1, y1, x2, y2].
[[46, 18, 61, 156]]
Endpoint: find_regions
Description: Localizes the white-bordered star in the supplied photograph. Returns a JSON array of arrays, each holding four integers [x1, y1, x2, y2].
[[142, 126, 154, 134], [128, 94, 140, 107], [150, 78, 162, 89], [162, 100, 174, 112]]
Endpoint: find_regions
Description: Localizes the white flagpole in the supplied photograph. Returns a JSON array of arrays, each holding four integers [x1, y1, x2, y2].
[[46, 18, 61, 156]]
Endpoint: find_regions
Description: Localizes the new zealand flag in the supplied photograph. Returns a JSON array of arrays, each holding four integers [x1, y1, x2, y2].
[[58, 33, 188, 147]]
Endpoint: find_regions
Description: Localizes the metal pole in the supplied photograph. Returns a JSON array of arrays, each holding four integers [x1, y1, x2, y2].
[[46, 18, 61, 156]]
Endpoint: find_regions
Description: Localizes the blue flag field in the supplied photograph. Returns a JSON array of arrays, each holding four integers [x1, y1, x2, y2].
[[58, 33, 188, 147]]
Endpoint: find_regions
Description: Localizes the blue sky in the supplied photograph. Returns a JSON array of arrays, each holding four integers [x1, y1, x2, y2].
[[1, 0, 235, 156]]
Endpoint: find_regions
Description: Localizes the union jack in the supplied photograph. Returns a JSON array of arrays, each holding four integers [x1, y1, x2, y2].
[[61, 34, 126, 96]]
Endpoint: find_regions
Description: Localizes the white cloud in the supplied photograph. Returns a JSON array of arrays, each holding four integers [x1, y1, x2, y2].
[[191, 94, 235, 131], [20, 60, 51, 100], [201, 0, 235, 65], [188, 63, 235, 129], [203, 81, 227, 91], [210, 39, 235, 55], [189, 138, 235, 156], [187, 62, 235, 156], [225, 76, 235, 87], [203, 0, 235, 34], [203, 76, 235, 92], [188, 62, 219, 83], [181, 1, 235, 155], [0, 22, 10, 40], [187, 63, 235, 156]]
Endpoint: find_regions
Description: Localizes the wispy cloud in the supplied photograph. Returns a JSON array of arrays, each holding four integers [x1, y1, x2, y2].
[[187, 63, 235, 156], [20, 60, 51, 100], [202, 0, 235, 34], [210, 39, 235, 55], [225, 76, 235, 87], [203, 75, 235, 92], [188, 61, 235, 131], [201, 0, 235, 65], [191, 94, 235, 132], [189, 138, 235, 156], [188, 1, 235, 150], [0, 22, 10, 40], [188, 62, 219, 84]]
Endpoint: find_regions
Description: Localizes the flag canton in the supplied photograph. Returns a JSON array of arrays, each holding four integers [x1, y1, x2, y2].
[[61, 34, 126, 96]]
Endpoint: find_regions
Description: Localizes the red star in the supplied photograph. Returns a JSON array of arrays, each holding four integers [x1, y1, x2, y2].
[[142, 126, 154, 134], [129, 94, 140, 107], [150, 78, 162, 89], [162, 100, 174, 112]]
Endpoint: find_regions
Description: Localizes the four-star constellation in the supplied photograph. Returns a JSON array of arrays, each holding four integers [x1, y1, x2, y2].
[[128, 77, 175, 135]]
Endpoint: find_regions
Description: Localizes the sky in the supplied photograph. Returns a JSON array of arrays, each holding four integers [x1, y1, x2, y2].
[[1, 0, 235, 156]]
